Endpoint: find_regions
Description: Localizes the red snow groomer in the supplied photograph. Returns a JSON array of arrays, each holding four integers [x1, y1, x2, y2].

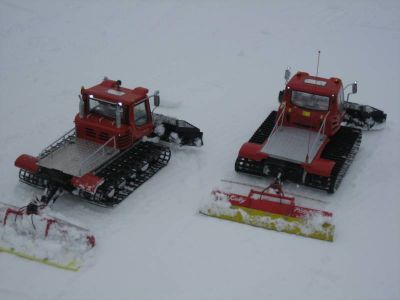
[[0, 78, 203, 270], [236, 70, 385, 193], [202, 69, 386, 241]]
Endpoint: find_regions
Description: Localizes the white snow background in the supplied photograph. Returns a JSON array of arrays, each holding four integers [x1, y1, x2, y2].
[[0, 1, 399, 299]]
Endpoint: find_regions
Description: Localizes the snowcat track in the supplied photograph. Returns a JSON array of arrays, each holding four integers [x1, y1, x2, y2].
[[235, 111, 276, 175], [82, 142, 171, 207], [235, 157, 265, 176], [19, 169, 47, 189], [235, 113, 362, 193], [248, 111, 277, 144], [319, 126, 362, 193]]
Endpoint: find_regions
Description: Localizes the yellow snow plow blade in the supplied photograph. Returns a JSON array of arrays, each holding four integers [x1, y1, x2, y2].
[[201, 204, 334, 242], [0, 246, 79, 271]]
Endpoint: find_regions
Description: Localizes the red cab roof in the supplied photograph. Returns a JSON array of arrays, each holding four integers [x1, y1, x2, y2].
[[82, 79, 149, 105], [287, 72, 342, 96]]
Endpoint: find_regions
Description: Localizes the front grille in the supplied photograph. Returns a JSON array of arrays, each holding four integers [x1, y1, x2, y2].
[[117, 134, 131, 149], [99, 132, 110, 141], [82, 126, 131, 149], [85, 128, 96, 138]]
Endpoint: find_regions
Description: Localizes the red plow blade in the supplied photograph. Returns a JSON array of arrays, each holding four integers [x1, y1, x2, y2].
[[201, 180, 334, 241]]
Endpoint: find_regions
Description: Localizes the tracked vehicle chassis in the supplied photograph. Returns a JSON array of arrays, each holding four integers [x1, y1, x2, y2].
[[19, 141, 171, 207], [235, 111, 361, 193]]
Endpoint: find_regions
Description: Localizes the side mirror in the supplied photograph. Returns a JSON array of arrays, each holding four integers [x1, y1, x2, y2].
[[278, 90, 284, 103], [284, 68, 291, 82], [352, 81, 358, 94], [154, 90, 160, 107], [345, 81, 358, 102]]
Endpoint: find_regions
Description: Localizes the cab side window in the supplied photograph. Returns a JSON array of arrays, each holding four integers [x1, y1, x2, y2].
[[134, 101, 148, 126]]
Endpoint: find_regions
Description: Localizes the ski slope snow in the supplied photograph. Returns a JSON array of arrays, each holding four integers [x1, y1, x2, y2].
[[0, 1, 399, 299]]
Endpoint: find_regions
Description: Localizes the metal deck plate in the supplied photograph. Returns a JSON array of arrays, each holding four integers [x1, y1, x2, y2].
[[261, 126, 326, 164], [38, 138, 120, 177]]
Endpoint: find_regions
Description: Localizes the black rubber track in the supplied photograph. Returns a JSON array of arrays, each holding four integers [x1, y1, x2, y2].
[[320, 126, 361, 193], [84, 142, 171, 206], [235, 111, 276, 175], [248, 111, 277, 144]]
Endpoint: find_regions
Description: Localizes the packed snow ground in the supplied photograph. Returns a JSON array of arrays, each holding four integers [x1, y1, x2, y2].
[[1, 1, 399, 299]]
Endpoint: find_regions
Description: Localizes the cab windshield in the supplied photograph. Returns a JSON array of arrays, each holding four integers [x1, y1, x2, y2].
[[89, 98, 127, 122], [291, 90, 329, 111]]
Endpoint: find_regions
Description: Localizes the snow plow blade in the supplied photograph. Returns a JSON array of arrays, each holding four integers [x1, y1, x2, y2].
[[344, 101, 387, 130], [200, 185, 334, 242], [0, 202, 95, 271], [0, 246, 79, 271], [153, 113, 203, 146]]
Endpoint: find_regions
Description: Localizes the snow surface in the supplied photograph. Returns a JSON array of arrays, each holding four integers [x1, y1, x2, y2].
[[0, 1, 399, 299]]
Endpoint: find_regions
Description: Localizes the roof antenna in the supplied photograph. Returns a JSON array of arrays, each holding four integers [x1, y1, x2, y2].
[[284, 66, 291, 85], [316, 50, 321, 78]]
